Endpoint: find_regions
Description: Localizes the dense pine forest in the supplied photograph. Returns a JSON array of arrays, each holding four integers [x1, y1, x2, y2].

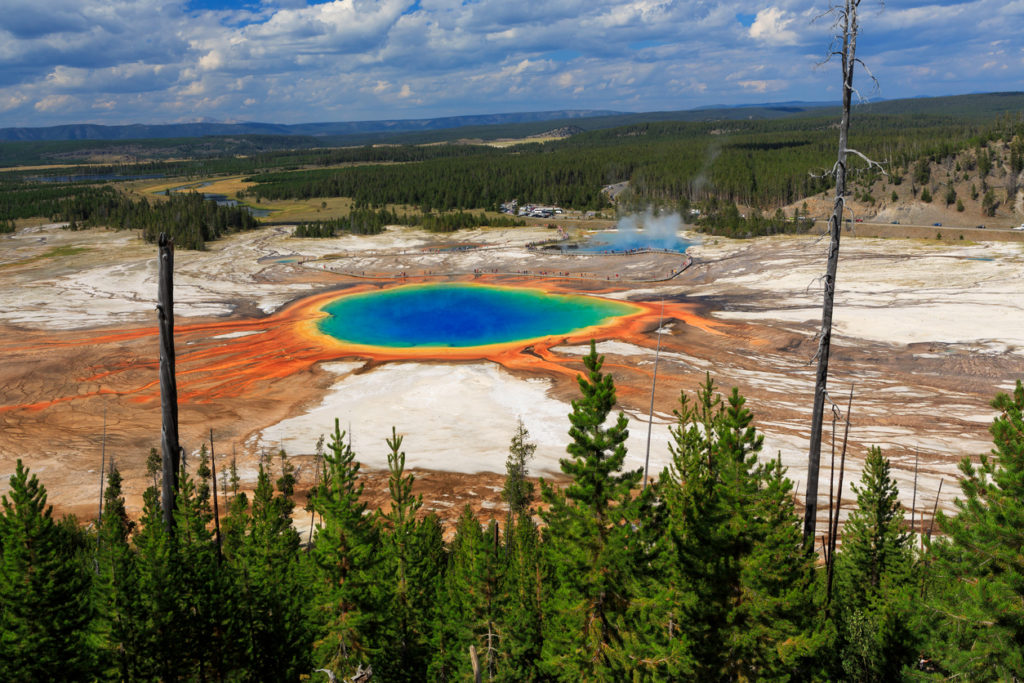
[[2, 345, 1022, 681], [244, 114, 1017, 212], [2, 95, 1022, 249], [0, 183, 258, 250]]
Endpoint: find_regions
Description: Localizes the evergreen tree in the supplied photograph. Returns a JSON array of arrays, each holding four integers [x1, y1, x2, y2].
[[832, 446, 917, 683], [234, 458, 312, 680], [539, 340, 645, 681], [0, 460, 96, 681], [926, 381, 1024, 679], [375, 427, 443, 681], [430, 507, 505, 682], [311, 419, 381, 674], [132, 486, 178, 679], [498, 514, 544, 683], [95, 463, 149, 681], [659, 377, 821, 679], [169, 451, 234, 680], [430, 506, 482, 681], [146, 446, 161, 491], [502, 419, 536, 519], [219, 478, 250, 561]]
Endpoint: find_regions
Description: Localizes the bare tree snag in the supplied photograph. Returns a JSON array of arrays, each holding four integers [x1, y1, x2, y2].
[[910, 447, 919, 535], [97, 406, 107, 525], [825, 386, 853, 605], [469, 644, 482, 683], [210, 429, 222, 557], [804, 0, 878, 545], [643, 299, 665, 490], [927, 479, 944, 540], [94, 407, 107, 571], [825, 413, 838, 563], [158, 233, 181, 531]]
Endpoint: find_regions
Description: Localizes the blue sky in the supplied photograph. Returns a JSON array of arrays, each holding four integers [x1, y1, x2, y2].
[[0, 0, 1021, 127]]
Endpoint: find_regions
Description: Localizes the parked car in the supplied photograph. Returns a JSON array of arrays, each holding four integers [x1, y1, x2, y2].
[[976, 225, 986, 229], [1013, 224, 1024, 231], [891, 220, 900, 225], [933, 222, 942, 227]]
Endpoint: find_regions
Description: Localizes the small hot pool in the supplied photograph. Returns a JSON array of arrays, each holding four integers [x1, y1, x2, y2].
[[568, 230, 697, 254], [317, 283, 639, 348]]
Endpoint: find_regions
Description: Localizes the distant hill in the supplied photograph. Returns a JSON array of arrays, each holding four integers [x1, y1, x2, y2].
[[1, 92, 1020, 168], [694, 100, 839, 111], [3, 92, 1021, 145], [0, 110, 622, 142], [854, 91, 1024, 118]]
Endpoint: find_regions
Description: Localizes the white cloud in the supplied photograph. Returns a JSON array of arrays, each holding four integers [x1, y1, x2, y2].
[[0, 93, 27, 112], [199, 50, 225, 71], [738, 79, 769, 93], [0, 0, 1020, 126], [749, 7, 799, 46], [34, 94, 74, 112], [182, 80, 207, 96]]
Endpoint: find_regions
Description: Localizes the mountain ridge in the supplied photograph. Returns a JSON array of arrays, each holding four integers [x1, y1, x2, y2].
[[0, 110, 623, 142], [1, 92, 1021, 146]]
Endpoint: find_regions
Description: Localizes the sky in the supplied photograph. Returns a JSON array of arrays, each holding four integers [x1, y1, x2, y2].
[[0, 0, 1021, 128]]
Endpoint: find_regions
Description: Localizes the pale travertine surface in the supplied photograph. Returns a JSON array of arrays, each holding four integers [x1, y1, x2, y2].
[[3, 222, 1023, 529]]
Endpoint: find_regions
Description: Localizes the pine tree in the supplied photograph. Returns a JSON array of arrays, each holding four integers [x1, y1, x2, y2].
[[430, 507, 506, 681], [502, 419, 536, 519], [539, 340, 645, 680], [146, 446, 161, 491], [749, 456, 824, 675], [832, 447, 917, 681], [94, 463, 150, 681], [311, 419, 381, 673], [374, 427, 444, 681], [499, 514, 544, 682], [926, 381, 1024, 678], [0, 460, 96, 681], [659, 377, 821, 679], [835, 446, 913, 593], [169, 450, 234, 680], [231, 457, 312, 679], [132, 486, 178, 679]]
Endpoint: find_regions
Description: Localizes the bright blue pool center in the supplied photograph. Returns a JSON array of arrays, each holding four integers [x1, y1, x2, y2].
[[316, 283, 639, 348]]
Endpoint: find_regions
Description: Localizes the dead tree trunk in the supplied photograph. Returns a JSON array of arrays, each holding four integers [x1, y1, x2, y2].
[[97, 407, 107, 525], [804, 0, 863, 546], [158, 233, 181, 532], [910, 447, 919, 534], [469, 645, 482, 683], [210, 429, 222, 556], [826, 386, 854, 605]]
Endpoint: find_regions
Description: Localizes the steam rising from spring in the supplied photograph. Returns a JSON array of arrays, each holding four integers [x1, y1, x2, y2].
[[586, 209, 694, 252]]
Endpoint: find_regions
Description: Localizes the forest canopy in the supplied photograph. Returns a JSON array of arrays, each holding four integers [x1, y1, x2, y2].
[[2, 346, 1023, 680]]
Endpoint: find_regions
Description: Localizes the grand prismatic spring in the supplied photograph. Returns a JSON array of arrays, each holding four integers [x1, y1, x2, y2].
[[0, 276, 716, 415], [316, 283, 641, 348], [3, 222, 1020, 529]]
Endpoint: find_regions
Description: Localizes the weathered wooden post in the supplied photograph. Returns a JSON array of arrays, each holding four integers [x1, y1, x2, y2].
[[158, 233, 181, 531]]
